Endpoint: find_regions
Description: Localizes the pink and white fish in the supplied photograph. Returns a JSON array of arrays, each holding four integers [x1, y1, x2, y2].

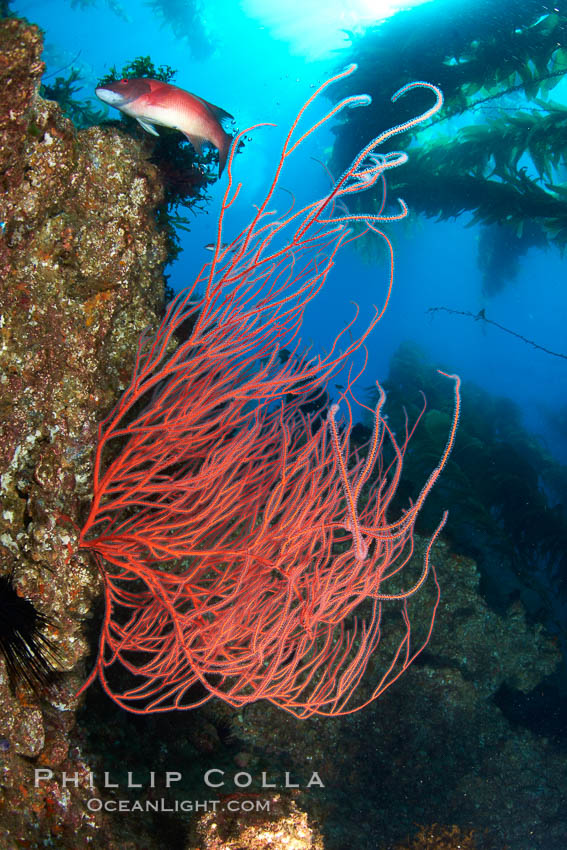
[[95, 77, 233, 177]]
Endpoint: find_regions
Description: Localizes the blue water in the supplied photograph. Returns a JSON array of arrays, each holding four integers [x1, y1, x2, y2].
[[15, 0, 566, 464]]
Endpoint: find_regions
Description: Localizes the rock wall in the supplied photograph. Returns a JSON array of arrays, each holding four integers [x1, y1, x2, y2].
[[0, 17, 168, 846]]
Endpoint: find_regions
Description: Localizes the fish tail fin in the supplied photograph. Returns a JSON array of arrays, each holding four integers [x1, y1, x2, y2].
[[218, 131, 232, 178], [198, 96, 234, 125]]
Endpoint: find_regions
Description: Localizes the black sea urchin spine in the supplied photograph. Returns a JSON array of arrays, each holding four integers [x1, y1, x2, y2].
[[0, 574, 60, 694]]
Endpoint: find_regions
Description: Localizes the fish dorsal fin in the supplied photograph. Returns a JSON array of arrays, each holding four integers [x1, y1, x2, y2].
[[183, 131, 204, 154], [136, 117, 160, 136], [196, 96, 234, 125]]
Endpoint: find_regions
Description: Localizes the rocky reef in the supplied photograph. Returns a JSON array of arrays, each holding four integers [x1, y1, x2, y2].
[[0, 16, 168, 846], [232, 537, 563, 849]]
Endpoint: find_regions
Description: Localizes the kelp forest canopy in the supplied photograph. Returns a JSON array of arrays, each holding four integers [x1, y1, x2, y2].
[[68, 0, 212, 58], [330, 0, 567, 296]]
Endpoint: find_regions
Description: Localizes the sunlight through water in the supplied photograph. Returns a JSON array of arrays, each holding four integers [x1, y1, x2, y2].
[[239, 0, 432, 57]]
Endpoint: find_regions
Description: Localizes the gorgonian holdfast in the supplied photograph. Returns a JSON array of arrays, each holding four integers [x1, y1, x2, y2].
[[78, 64, 460, 717]]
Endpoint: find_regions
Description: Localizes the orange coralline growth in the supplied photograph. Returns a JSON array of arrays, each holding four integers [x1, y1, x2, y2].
[[82, 288, 115, 328], [78, 66, 459, 716], [393, 824, 481, 850], [392, 823, 507, 850]]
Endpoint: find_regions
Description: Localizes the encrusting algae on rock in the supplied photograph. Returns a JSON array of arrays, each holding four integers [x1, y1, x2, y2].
[[0, 16, 172, 847]]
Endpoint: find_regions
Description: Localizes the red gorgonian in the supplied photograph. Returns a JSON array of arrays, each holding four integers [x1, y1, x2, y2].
[[78, 65, 460, 717]]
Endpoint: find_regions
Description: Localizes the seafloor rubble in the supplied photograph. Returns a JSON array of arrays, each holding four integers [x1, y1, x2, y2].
[[0, 14, 564, 850]]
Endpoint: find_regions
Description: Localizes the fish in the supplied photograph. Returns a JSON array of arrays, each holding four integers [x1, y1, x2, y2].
[[204, 242, 228, 252], [95, 77, 233, 177]]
